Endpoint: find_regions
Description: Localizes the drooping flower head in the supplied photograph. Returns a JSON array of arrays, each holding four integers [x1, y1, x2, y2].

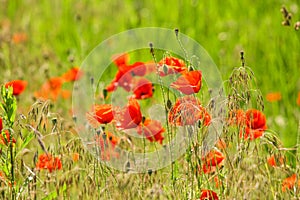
[[137, 118, 165, 144], [5, 80, 27, 96], [170, 70, 202, 95]]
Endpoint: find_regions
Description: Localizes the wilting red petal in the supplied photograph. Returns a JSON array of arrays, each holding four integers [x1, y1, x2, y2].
[[158, 56, 187, 76], [62, 67, 83, 81], [115, 99, 142, 129], [168, 96, 211, 126], [5, 80, 27, 95], [132, 78, 154, 100], [137, 118, 165, 144], [202, 149, 225, 174], [200, 189, 219, 200], [266, 92, 282, 102], [170, 70, 202, 95]]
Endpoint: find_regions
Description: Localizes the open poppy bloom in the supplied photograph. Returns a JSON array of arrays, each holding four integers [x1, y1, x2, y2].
[[106, 54, 147, 92], [168, 96, 211, 126], [5, 80, 27, 95], [94, 131, 119, 160], [36, 153, 62, 173], [158, 56, 187, 76], [170, 70, 202, 95], [90, 104, 114, 124], [266, 92, 282, 102], [200, 189, 219, 200], [132, 78, 154, 100], [137, 118, 165, 144], [34, 77, 66, 100], [241, 109, 267, 140], [62, 67, 83, 82], [115, 98, 142, 129], [282, 174, 300, 192], [202, 149, 225, 174]]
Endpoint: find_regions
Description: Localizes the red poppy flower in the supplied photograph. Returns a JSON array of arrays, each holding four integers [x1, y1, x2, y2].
[[5, 80, 27, 95], [115, 98, 142, 129], [297, 92, 300, 106], [228, 109, 246, 126], [94, 131, 119, 160], [132, 78, 154, 99], [62, 67, 83, 82], [241, 109, 267, 140], [158, 56, 187, 76], [200, 189, 219, 200], [282, 174, 300, 192], [170, 70, 202, 95], [267, 155, 284, 167], [106, 54, 147, 92], [112, 53, 130, 66], [91, 104, 114, 124], [34, 77, 65, 100], [168, 96, 211, 126], [12, 32, 27, 44], [36, 153, 62, 173], [137, 118, 165, 144], [266, 92, 282, 102], [202, 149, 225, 174]]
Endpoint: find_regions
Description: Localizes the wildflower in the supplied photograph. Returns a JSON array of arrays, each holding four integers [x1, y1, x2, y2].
[[12, 32, 27, 44], [282, 174, 300, 192], [170, 70, 202, 95], [158, 56, 187, 76], [215, 139, 227, 150], [112, 53, 130, 66], [91, 104, 114, 124], [5, 80, 27, 95], [242, 109, 267, 140], [34, 77, 65, 100], [266, 92, 282, 102], [200, 189, 219, 200], [115, 98, 142, 129], [36, 153, 62, 173], [132, 78, 154, 100], [106, 54, 146, 92], [168, 96, 211, 126], [202, 149, 225, 174], [62, 67, 83, 82], [267, 154, 284, 167], [228, 109, 246, 126], [137, 118, 165, 144], [72, 153, 80, 162], [297, 91, 300, 106]]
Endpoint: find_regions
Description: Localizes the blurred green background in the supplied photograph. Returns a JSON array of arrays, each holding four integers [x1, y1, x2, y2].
[[0, 0, 299, 146]]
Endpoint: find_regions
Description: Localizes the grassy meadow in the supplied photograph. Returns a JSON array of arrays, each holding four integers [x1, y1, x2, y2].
[[0, 0, 300, 199]]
